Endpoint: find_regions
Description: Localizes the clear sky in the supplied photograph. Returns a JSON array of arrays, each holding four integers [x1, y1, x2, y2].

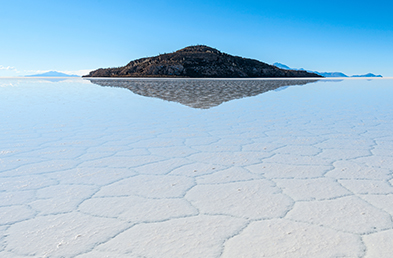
[[1, 0, 392, 77]]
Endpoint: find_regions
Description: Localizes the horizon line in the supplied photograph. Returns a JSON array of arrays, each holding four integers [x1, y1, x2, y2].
[[1, 76, 393, 80]]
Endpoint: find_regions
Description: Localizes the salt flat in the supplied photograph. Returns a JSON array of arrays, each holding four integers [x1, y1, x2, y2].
[[1, 78, 392, 257]]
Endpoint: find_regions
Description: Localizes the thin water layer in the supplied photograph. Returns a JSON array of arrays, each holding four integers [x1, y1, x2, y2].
[[0, 78, 393, 257]]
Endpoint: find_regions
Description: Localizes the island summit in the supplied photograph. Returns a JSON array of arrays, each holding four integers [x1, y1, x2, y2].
[[84, 45, 322, 78]]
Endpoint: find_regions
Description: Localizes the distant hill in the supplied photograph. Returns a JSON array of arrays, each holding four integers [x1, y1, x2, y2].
[[25, 71, 79, 77], [273, 63, 382, 78], [318, 72, 348, 78], [84, 45, 321, 78], [352, 73, 382, 78], [273, 63, 292, 70]]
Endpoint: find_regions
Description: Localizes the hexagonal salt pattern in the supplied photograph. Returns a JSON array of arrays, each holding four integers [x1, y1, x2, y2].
[[185, 180, 294, 219], [222, 219, 364, 257], [286, 196, 393, 234], [92, 215, 247, 258], [363, 229, 393, 257], [1, 78, 393, 257], [5, 212, 129, 257]]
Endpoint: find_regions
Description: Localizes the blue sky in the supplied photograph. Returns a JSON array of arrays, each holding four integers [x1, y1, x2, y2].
[[1, 0, 392, 76]]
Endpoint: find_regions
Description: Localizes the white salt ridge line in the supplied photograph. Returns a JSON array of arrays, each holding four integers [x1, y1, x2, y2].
[[273, 178, 352, 201], [261, 153, 333, 166], [185, 180, 294, 220], [186, 151, 273, 166], [246, 162, 333, 179], [148, 145, 200, 158], [94, 174, 196, 199], [133, 157, 194, 175], [363, 229, 393, 257], [273, 144, 322, 156], [77, 155, 167, 169], [352, 155, 393, 169], [5, 212, 130, 257], [79, 195, 198, 223], [0, 205, 36, 226], [0, 174, 58, 192], [169, 162, 229, 177], [29, 184, 99, 216], [47, 167, 137, 186], [325, 160, 391, 180], [338, 179, 393, 195], [18, 146, 88, 160], [1, 159, 83, 178], [285, 195, 393, 234], [316, 148, 372, 161], [222, 218, 365, 258], [0, 190, 36, 207], [196, 167, 264, 185], [359, 194, 393, 217], [93, 215, 248, 258]]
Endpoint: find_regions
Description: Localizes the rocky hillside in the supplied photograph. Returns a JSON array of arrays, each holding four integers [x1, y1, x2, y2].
[[84, 45, 322, 78]]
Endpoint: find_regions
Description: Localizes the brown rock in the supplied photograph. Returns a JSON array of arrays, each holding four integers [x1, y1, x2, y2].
[[83, 45, 322, 78]]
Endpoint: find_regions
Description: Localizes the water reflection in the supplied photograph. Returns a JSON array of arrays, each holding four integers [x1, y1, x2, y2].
[[89, 79, 318, 109]]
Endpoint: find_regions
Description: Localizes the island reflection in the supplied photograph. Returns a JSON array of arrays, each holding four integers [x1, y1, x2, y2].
[[89, 79, 318, 109]]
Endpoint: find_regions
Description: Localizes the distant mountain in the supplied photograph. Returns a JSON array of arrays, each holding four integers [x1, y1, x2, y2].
[[351, 73, 382, 78], [273, 63, 291, 70], [84, 45, 321, 78], [319, 72, 348, 77], [25, 71, 79, 77], [273, 63, 382, 78]]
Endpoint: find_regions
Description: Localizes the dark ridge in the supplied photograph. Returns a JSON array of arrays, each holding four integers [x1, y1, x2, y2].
[[83, 45, 322, 78]]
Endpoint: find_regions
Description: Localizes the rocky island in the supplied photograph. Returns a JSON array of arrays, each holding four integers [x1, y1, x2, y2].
[[83, 45, 322, 78]]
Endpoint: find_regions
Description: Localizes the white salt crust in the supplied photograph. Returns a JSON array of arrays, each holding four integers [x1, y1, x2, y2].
[[1, 78, 393, 257]]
